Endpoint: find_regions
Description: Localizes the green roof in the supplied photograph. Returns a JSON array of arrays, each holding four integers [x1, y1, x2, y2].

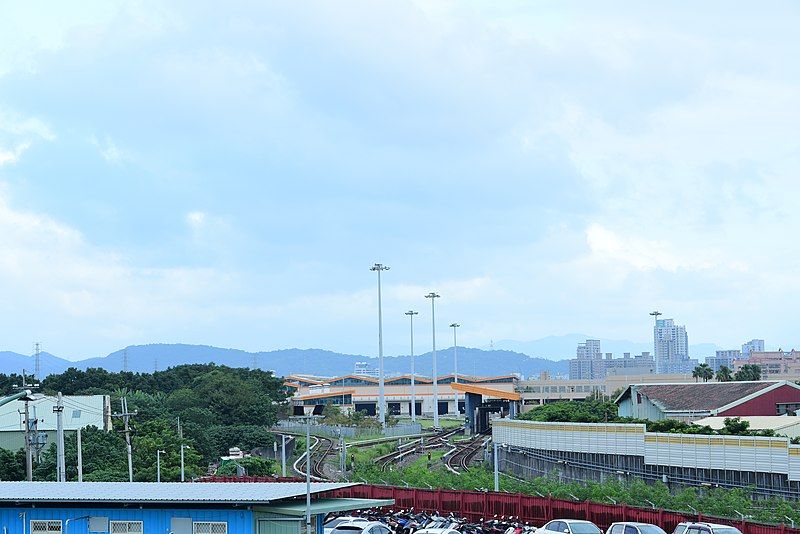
[[257, 497, 394, 516]]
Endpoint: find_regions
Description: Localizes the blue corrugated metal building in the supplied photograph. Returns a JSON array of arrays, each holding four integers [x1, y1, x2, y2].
[[0, 482, 391, 534]]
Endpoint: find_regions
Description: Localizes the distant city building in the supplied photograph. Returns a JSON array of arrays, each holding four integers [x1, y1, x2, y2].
[[353, 361, 379, 377], [568, 341, 655, 380], [706, 349, 740, 372], [605, 352, 656, 376], [654, 318, 694, 373], [569, 339, 604, 380], [742, 339, 765, 358], [734, 349, 800, 378]]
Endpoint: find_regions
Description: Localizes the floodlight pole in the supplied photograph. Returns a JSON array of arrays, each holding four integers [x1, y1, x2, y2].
[[450, 323, 460, 414], [425, 292, 441, 429], [405, 310, 419, 422], [371, 263, 390, 428]]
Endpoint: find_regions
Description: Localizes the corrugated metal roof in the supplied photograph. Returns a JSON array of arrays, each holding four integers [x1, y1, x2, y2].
[[0, 395, 106, 432], [0, 482, 354, 504], [450, 382, 521, 400], [628, 382, 779, 412]]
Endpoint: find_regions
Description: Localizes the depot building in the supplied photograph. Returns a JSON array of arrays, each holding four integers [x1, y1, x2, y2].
[[285, 373, 518, 418]]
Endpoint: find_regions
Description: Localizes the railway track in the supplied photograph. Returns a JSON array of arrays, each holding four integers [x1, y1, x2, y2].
[[444, 433, 490, 475], [290, 434, 334, 481], [376, 428, 463, 472]]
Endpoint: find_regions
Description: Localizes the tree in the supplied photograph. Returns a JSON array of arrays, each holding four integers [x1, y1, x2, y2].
[[216, 456, 275, 477], [698, 363, 714, 382], [734, 364, 762, 381], [716, 365, 733, 382]]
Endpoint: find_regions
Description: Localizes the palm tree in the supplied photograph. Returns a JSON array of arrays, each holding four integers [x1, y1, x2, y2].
[[698, 363, 714, 382], [692, 365, 702, 383], [716, 365, 733, 382]]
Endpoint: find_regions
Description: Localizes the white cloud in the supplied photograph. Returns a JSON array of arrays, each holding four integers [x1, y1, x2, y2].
[[186, 211, 206, 228]]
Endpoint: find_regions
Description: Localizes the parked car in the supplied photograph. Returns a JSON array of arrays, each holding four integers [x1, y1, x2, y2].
[[413, 528, 462, 534], [328, 521, 391, 534], [538, 520, 603, 534], [324, 517, 371, 534], [672, 523, 742, 534], [607, 523, 666, 534]]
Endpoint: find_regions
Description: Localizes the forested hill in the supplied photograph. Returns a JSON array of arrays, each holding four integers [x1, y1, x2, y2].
[[0, 343, 568, 379], [0, 364, 286, 482]]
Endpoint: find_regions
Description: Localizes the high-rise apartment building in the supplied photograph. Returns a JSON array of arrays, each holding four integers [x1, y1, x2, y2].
[[654, 318, 693, 373], [706, 349, 740, 372], [742, 339, 765, 358], [569, 339, 604, 379]]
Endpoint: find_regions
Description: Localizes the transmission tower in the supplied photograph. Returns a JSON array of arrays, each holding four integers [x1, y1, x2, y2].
[[251, 353, 258, 370], [122, 349, 129, 372], [33, 342, 42, 379]]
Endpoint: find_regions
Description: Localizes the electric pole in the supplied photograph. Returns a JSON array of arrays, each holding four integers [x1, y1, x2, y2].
[[53, 392, 66, 482], [77, 427, 83, 482], [112, 397, 137, 482], [14, 370, 39, 481]]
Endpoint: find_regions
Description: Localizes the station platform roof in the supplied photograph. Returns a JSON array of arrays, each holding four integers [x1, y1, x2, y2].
[[294, 389, 356, 401], [450, 382, 521, 401]]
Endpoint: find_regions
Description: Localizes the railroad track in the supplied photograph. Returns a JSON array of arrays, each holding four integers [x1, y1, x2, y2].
[[375, 428, 463, 472], [290, 434, 334, 481], [444, 433, 490, 475]]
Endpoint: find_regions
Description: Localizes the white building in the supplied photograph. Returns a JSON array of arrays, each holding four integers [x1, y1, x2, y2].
[[742, 339, 765, 358], [706, 349, 740, 372], [654, 318, 693, 374]]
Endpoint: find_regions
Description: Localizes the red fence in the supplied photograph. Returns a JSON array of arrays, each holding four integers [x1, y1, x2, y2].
[[325, 485, 797, 534]]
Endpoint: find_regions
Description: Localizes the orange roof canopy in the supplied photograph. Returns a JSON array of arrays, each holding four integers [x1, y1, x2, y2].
[[450, 382, 520, 401]]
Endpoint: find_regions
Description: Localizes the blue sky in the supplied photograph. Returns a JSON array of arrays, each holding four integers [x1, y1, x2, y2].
[[1, 1, 799, 360]]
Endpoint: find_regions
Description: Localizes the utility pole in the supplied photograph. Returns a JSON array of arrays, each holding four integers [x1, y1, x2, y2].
[[305, 421, 311, 534], [405, 310, 418, 422], [77, 427, 83, 482], [53, 392, 66, 482], [493, 442, 500, 492], [425, 292, 441, 429], [180, 445, 191, 482], [157, 449, 165, 482], [371, 263, 390, 428], [281, 434, 287, 477], [112, 397, 136, 482], [14, 370, 39, 481]]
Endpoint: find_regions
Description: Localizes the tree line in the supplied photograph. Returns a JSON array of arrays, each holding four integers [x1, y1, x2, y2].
[[691, 363, 761, 382], [0, 364, 286, 481]]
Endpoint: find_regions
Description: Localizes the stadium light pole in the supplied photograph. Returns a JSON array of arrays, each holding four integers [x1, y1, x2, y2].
[[425, 292, 441, 429], [180, 444, 191, 482], [405, 310, 419, 422], [450, 323, 460, 415], [371, 263, 390, 428]]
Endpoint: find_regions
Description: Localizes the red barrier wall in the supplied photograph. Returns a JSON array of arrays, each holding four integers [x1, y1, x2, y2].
[[324, 485, 797, 534]]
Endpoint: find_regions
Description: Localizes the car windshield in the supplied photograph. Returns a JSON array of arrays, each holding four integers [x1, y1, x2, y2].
[[638, 527, 667, 534], [713, 529, 741, 534], [570, 524, 602, 534], [672, 527, 686, 534], [325, 520, 350, 529], [330, 526, 366, 534]]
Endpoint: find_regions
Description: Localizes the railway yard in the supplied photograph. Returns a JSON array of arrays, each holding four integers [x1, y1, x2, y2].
[[284, 424, 490, 481]]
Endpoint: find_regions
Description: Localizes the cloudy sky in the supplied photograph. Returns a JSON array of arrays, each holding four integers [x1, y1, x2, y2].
[[1, 1, 798, 360]]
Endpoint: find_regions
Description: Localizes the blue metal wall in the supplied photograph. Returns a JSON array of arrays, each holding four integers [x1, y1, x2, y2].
[[0, 507, 254, 534]]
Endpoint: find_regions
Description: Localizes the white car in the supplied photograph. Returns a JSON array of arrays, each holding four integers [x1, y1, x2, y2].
[[323, 518, 371, 534], [539, 520, 602, 534], [607, 523, 667, 534], [672, 523, 742, 534], [328, 521, 393, 534]]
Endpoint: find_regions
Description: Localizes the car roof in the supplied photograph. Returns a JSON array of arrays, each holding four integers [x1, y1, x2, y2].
[[333, 522, 384, 530], [610, 523, 657, 526]]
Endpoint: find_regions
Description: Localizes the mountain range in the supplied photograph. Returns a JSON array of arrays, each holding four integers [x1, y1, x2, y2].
[[0, 344, 569, 379], [0, 333, 727, 380]]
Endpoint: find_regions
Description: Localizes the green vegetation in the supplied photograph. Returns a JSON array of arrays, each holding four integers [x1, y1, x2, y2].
[[716, 365, 733, 382], [692, 363, 714, 382], [216, 456, 275, 477], [0, 364, 287, 481], [353, 457, 799, 526], [734, 364, 762, 381], [519, 398, 783, 439]]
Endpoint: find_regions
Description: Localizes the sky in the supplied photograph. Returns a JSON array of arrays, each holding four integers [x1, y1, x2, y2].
[[1, 1, 799, 361]]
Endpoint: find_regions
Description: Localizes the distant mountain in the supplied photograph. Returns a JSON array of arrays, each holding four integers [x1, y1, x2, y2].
[[491, 335, 722, 361], [0, 343, 569, 380]]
